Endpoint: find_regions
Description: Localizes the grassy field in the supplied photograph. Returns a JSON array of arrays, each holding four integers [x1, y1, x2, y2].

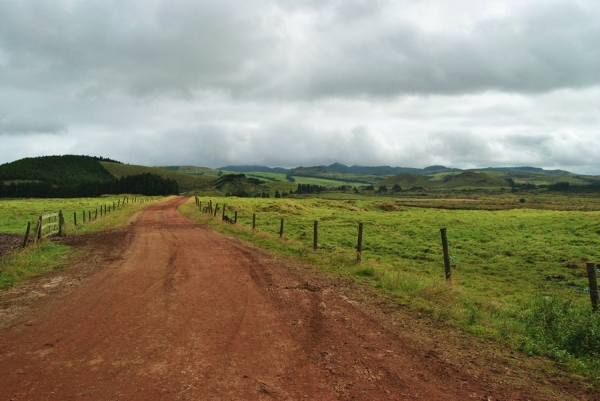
[[0, 195, 163, 235], [181, 195, 600, 382], [0, 196, 169, 289]]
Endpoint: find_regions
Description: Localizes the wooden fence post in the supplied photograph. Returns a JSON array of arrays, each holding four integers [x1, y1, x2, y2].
[[58, 210, 65, 236], [234, 211, 237, 224], [587, 262, 598, 311], [89, 211, 91, 221], [441, 228, 451, 281], [222, 204, 226, 221], [252, 213, 256, 230], [313, 221, 318, 250], [74, 211, 77, 226], [35, 216, 42, 241], [214, 204, 219, 217], [95, 209, 98, 220], [280, 218, 284, 238], [357, 223, 363, 262], [22, 222, 31, 248]]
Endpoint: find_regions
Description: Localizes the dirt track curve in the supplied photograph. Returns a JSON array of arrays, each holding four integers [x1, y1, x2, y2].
[[0, 198, 594, 400]]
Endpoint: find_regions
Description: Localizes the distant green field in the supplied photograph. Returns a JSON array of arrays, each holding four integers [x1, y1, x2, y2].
[[181, 195, 600, 380], [0, 195, 161, 235], [290, 176, 367, 187], [245, 172, 288, 182]]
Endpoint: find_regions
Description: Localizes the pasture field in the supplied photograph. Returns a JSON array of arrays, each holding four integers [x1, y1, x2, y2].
[[289, 176, 368, 187], [0, 195, 163, 235], [0, 196, 168, 289], [181, 195, 600, 381], [244, 171, 369, 187]]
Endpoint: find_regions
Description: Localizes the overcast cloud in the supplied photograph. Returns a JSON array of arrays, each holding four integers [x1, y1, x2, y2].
[[1, 0, 599, 173]]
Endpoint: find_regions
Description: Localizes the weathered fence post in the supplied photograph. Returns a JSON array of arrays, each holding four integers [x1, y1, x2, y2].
[[214, 204, 219, 217], [252, 213, 256, 230], [22, 222, 31, 248], [88, 211, 91, 221], [74, 211, 77, 226], [357, 223, 364, 262], [222, 204, 226, 221], [280, 218, 284, 238], [35, 216, 42, 241], [587, 262, 599, 311], [313, 220, 318, 250], [58, 210, 65, 236], [83, 210, 86, 223], [441, 228, 451, 281], [234, 211, 238, 224], [95, 209, 98, 220]]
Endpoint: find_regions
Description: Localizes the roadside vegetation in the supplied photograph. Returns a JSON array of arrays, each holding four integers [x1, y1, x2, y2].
[[180, 195, 600, 384]]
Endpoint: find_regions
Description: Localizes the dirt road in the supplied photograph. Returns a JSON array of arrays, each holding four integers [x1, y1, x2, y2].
[[0, 198, 594, 400]]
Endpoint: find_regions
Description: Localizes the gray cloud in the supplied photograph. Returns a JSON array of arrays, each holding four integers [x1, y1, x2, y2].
[[0, 0, 598, 174]]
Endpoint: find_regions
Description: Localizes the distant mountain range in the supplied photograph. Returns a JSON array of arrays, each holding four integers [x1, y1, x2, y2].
[[219, 163, 572, 176]]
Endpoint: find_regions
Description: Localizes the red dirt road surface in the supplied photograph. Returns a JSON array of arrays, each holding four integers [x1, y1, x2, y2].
[[0, 198, 595, 400]]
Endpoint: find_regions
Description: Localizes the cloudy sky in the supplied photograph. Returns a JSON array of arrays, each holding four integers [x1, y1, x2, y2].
[[1, 0, 599, 173]]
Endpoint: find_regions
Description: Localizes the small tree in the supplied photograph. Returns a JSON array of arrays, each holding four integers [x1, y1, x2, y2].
[[275, 190, 281, 198]]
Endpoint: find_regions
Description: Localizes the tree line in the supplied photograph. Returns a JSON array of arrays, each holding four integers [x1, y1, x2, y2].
[[0, 173, 179, 198]]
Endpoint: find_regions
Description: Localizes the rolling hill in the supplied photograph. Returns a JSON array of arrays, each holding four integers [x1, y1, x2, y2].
[[379, 173, 435, 189], [440, 172, 511, 189], [100, 162, 213, 192], [0, 156, 180, 197]]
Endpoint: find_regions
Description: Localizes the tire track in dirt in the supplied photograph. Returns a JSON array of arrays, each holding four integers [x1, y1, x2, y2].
[[0, 197, 595, 400]]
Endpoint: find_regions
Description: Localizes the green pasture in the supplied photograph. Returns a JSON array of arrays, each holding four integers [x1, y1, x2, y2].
[[181, 196, 600, 381], [290, 176, 367, 187], [0, 195, 162, 235], [245, 172, 288, 182], [0, 195, 168, 290]]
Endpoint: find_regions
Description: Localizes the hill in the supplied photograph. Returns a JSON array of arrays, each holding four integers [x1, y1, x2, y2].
[[218, 165, 291, 174], [379, 173, 435, 189], [101, 162, 213, 193], [0, 156, 179, 197], [201, 174, 273, 197], [440, 172, 511, 189], [0, 155, 115, 186], [289, 166, 382, 184]]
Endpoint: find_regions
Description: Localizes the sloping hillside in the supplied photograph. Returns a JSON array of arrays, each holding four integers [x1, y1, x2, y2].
[[0, 155, 114, 185], [0, 156, 180, 197], [441, 172, 511, 189], [379, 173, 435, 188], [201, 174, 272, 196], [101, 162, 213, 192]]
